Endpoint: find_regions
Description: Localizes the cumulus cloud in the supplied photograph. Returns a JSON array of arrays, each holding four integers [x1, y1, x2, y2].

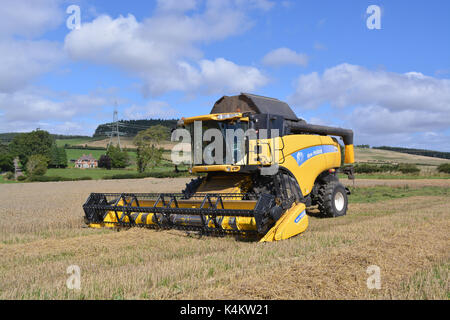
[[198, 58, 268, 93], [289, 63, 450, 111], [262, 48, 308, 67], [289, 63, 450, 150], [0, 0, 63, 38], [64, 2, 269, 96], [0, 1, 65, 93], [137, 58, 267, 96], [349, 106, 450, 134], [0, 0, 273, 135], [0, 89, 112, 133], [0, 40, 63, 93]]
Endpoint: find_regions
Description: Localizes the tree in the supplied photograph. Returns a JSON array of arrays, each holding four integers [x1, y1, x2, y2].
[[58, 148, 68, 168], [49, 144, 68, 168], [106, 144, 130, 168], [0, 144, 9, 154], [133, 125, 169, 173], [8, 130, 53, 167], [340, 143, 345, 166], [26, 154, 49, 177], [437, 163, 450, 174], [0, 153, 14, 172], [98, 154, 112, 170]]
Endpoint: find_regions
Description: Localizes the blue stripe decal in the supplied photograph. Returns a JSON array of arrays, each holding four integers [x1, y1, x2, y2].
[[291, 145, 338, 167], [294, 210, 306, 223]]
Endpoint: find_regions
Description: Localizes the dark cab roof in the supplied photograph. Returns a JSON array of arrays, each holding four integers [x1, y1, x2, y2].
[[210, 93, 299, 121]]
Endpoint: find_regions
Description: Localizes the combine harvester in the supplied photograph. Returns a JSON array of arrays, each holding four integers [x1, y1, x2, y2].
[[83, 93, 355, 242]]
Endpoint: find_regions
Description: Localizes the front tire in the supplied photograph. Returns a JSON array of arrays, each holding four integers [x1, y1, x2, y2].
[[317, 181, 348, 218]]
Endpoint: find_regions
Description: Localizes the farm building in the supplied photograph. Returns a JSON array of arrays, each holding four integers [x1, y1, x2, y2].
[[75, 154, 98, 169]]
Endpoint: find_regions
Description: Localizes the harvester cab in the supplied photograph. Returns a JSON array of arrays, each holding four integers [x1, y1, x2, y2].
[[83, 93, 355, 242]]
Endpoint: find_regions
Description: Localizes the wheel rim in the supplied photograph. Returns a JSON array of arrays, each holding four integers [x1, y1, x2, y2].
[[334, 191, 345, 212]]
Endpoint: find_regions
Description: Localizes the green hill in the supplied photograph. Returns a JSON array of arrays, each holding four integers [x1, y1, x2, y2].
[[355, 147, 449, 166], [93, 119, 178, 137]]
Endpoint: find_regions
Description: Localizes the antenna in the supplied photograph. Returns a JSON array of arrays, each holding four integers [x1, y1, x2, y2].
[[108, 101, 122, 150]]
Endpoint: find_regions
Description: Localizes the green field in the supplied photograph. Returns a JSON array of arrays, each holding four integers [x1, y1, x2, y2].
[[0, 146, 178, 183]]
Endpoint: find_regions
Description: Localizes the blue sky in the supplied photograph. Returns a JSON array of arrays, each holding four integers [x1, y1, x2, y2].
[[0, 0, 449, 151]]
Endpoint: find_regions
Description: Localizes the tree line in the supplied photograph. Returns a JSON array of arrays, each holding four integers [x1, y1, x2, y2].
[[0, 130, 68, 177], [373, 146, 450, 160], [0, 132, 91, 144]]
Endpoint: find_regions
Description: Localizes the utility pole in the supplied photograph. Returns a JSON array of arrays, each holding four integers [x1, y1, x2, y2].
[[108, 101, 122, 150]]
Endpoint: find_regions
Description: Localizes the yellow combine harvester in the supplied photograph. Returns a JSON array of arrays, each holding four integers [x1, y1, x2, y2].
[[83, 93, 355, 242]]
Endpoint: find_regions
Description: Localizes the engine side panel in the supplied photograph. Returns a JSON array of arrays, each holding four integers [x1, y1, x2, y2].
[[279, 135, 341, 196]]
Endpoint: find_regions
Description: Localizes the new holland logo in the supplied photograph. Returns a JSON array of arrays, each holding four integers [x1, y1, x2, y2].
[[296, 151, 304, 164], [294, 210, 306, 223], [292, 145, 338, 167]]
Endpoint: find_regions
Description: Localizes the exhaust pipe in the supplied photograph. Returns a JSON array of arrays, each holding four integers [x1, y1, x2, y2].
[[286, 121, 355, 164]]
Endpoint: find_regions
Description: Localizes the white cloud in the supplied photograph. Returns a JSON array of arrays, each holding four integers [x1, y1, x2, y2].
[[0, 0, 63, 38], [199, 58, 268, 93], [39, 121, 98, 136], [0, 1, 65, 93], [0, 88, 112, 133], [350, 106, 450, 134], [0, 40, 64, 93], [262, 48, 308, 67], [64, 3, 269, 96], [136, 58, 268, 96], [290, 63, 450, 111], [289, 63, 450, 150], [124, 101, 179, 120]]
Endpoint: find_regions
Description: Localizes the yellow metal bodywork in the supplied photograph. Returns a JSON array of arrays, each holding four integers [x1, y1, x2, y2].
[[192, 133, 346, 197], [344, 144, 355, 164], [195, 173, 252, 195], [185, 132, 349, 241], [89, 198, 259, 232], [191, 165, 241, 173], [89, 199, 306, 241], [89, 114, 354, 242], [187, 114, 355, 193], [183, 113, 248, 124], [89, 174, 257, 231], [260, 203, 308, 242], [279, 135, 341, 197]]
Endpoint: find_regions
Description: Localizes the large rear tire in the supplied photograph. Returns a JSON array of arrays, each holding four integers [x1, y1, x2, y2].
[[317, 180, 348, 218]]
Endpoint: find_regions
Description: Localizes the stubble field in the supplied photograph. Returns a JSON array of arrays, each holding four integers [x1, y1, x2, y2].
[[0, 177, 448, 300]]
